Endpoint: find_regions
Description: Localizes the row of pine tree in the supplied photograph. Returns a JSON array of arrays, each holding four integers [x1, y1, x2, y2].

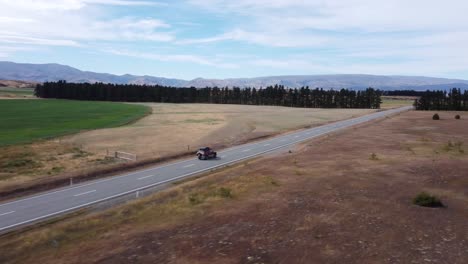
[[35, 81, 382, 109], [414, 88, 468, 110]]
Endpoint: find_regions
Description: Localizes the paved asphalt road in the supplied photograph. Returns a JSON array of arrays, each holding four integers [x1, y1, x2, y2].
[[0, 106, 412, 232]]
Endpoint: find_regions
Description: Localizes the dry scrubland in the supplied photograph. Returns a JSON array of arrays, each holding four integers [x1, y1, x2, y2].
[[0, 110, 467, 263], [0, 103, 375, 196]]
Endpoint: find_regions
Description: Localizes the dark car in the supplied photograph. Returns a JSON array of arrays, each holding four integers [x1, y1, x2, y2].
[[196, 147, 217, 160]]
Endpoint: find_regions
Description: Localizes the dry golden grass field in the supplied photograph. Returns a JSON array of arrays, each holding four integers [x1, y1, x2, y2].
[[64, 103, 377, 157]]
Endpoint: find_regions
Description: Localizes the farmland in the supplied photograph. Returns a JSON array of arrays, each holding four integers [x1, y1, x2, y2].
[[380, 96, 416, 109], [64, 103, 377, 158], [0, 103, 375, 198], [0, 87, 35, 99], [0, 111, 466, 263], [0, 99, 150, 146]]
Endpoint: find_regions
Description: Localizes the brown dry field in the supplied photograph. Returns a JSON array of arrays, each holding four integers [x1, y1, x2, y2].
[[0, 80, 37, 88], [63, 103, 376, 157], [0, 110, 466, 264], [0, 104, 375, 195]]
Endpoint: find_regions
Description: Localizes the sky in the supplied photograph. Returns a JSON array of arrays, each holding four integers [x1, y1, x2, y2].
[[1, 0, 467, 80]]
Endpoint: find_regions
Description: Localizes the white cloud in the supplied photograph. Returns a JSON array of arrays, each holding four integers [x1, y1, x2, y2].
[[179, 28, 331, 47], [0, 34, 80, 47], [187, 0, 468, 45], [184, 0, 468, 78], [0, 0, 173, 47], [0, 46, 35, 58], [104, 49, 238, 69], [2, 0, 468, 78], [189, 0, 468, 32], [83, 0, 165, 6], [0, 0, 162, 11]]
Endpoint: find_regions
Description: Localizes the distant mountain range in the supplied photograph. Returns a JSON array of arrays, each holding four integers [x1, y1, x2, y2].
[[1, 61, 468, 90]]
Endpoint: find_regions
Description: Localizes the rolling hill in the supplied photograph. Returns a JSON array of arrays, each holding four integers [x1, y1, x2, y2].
[[1, 61, 468, 90]]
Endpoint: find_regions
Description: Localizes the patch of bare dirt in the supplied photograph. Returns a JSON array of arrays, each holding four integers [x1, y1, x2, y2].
[[0, 80, 37, 88]]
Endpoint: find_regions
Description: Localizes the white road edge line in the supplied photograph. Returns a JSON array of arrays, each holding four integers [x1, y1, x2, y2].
[[263, 144, 271, 146], [0, 211, 15, 216], [138, 175, 156, 180], [242, 149, 251, 152], [183, 164, 195, 168], [0, 107, 413, 233], [0, 155, 196, 208], [73, 190, 96, 197]]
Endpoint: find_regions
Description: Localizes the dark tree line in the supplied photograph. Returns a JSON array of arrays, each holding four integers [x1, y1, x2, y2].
[[35, 81, 382, 109], [382, 90, 426, 96], [414, 88, 468, 110]]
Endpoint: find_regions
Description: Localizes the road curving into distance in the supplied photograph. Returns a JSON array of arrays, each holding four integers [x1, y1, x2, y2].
[[0, 106, 412, 233]]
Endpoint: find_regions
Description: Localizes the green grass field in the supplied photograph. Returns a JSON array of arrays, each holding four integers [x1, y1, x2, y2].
[[0, 99, 151, 146], [381, 96, 416, 109], [0, 87, 35, 97]]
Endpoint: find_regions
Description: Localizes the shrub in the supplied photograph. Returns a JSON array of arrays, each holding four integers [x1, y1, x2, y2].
[[3, 159, 32, 168], [455, 114, 461, 119], [443, 140, 464, 153], [369, 153, 379, 160], [432, 113, 440, 120], [268, 177, 280, 186], [188, 193, 203, 205], [72, 148, 90, 159], [51, 166, 64, 173], [1, 158, 42, 170], [413, 192, 444, 208], [217, 187, 233, 198]]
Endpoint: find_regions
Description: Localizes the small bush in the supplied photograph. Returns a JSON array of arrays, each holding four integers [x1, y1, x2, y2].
[[72, 148, 90, 159], [432, 113, 440, 120], [413, 192, 444, 208], [188, 193, 203, 205], [443, 140, 464, 153], [96, 157, 116, 165], [3, 159, 32, 168], [369, 153, 379, 160], [455, 115, 461, 120], [1, 158, 42, 170], [46, 156, 57, 161], [268, 177, 280, 186], [455, 141, 464, 153], [217, 187, 233, 198], [51, 166, 64, 173]]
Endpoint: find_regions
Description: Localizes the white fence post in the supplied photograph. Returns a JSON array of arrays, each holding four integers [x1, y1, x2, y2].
[[114, 151, 137, 161]]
